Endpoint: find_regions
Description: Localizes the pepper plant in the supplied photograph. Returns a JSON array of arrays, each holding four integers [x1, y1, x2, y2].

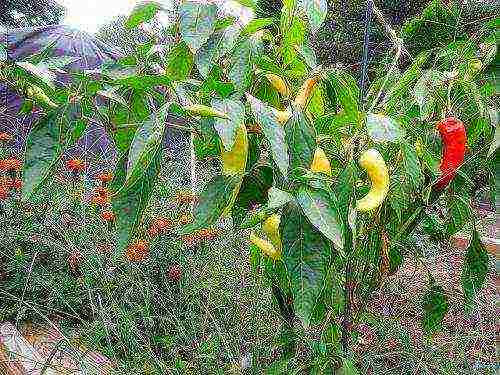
[[1, 0, 497, 371]]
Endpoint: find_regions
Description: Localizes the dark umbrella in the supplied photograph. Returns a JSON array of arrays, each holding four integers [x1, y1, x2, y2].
[[0, 25, 123, 178]]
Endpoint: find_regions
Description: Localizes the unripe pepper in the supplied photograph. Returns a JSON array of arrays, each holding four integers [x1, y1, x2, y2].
[[265, 73, 289, 97], [294, 73, 322, 109], [250, 232, 281, 260], [356, 149, 389, 211], [310, 147, 332, 176], [262, 214, 281, 251], [26, 85, 57, 108], [184, 104, 230, 120], [221, 124, 248, 176], [434, 117, 467, 190]]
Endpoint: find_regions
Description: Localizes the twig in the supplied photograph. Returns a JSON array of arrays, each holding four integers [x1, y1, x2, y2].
[[359, 0, 374, 107]]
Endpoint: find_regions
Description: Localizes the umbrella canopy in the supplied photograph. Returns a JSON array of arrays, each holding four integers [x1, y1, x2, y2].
[[0, 25, 123, 177]]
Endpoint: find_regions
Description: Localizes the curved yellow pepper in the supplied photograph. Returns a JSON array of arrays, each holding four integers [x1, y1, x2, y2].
[[262, 214, 281, 251], [272, 108, 291, 125], [184, 104, 229, 120], [310, 147, 332, 176], [27, 85, 57, 108], [221, 124, 248, 176], [250, 232, 281, 260], [356, 149, 389, 212], [265, 73, 289, 97], [294, 74, 321, 109]]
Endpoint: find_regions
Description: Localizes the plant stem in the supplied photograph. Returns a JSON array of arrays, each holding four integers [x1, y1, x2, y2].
[[360, 0, 374, 107]]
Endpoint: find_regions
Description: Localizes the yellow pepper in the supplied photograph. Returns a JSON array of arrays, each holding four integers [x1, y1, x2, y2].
[[184, 104, 229, 120], [250, 232, 281, 260], [262, 214, 281, 251], [294, 73, 322, 109], [310, 147, 332, 176], [272, 108, 291, 125], [221, 124, 248, 176], [265, 73, 289, 97], [356, 149, 389, 212], [26, 85, 57, 108]]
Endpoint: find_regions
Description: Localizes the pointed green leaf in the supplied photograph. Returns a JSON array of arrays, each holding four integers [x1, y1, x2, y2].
[[228, 39, 253, 93], [179, 2, 218, 52], [301, 0, 327, 33], [445, 194, 472, 235], [281, 202, 331, 327], [126, 1, 161, 29], [166, 42, 194, 81], [284, 111, 316, 172], [295, 43, 318, 70], [211, 98, 245, 151], [268, 187, 293, 209], [241, 18, 274, 35], [366, 113, 405, 143], [246, 94, 289, 177], [401, 141, 424, 190], [324, 69, 360, 123], [296, 186, 344, 251], [421, 283, 448, 334], [413, 70, 446, 120], [462, 229, 489, 306], [178, 174, 240, 234], [124, 103, 170, 190], [113, 151, 162, 249]]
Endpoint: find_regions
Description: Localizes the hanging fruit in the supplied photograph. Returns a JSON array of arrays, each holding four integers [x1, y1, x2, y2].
[[262, 214, 282, 251], [250, 232, 281, 260], [434, 117, 467, 190], [310, 147, 332, 176], [356, 149, 389, 212], [265, 73, 290, 97], [221, 124, 248, 176]]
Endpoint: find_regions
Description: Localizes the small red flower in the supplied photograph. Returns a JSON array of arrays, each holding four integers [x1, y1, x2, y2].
[[96, 171, 114, 183], [125, 240, 149, 262], [10, 178, 23, 191], [0, 158, 22, 172], [92, 187, 111, 206], [147, 218, 173, 237], [0, 132, 13, 142], [0, 188, 8, 201], [100, 210, 115, 222], [174, 191, 198, 205], [167, 265, 182, 282], [66, 158, 86, 173]]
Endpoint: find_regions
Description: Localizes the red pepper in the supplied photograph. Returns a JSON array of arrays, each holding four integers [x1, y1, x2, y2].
[[435, 117, 467, 190]]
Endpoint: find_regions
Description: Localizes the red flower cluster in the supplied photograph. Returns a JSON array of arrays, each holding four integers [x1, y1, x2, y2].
[[0, 175, 23, 201], [147, 217, 174, 237], [92, 186, 111, 207], [100, 210, 115, 222], [0, 132, 13, 143], [66, 158, 86, 173], [96, 171, 113, 183], [0, 158, 22, 172], [126, 240, 149, 262], [182, 228, 222, 247], [167, 265, 182, 282], [174, 191, 198, 205]]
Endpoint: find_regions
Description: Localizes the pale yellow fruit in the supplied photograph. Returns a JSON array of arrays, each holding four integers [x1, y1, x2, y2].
[[310, 147, 332, 176]]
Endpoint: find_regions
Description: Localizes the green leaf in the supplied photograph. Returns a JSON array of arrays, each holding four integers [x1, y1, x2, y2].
[[281, 4, 307, 78], [301, 0, 327, 33], [228, 39, 253, 93], [462, 229, 489, 307], [97, 86, 129, 107], [284, 111, 316, 173], [179, 2, 218, 52], [413, 70, 446, 120], [166, 42, 194, 81], [324, 69, 360, 123], [22, 121, 60, 200], [295, 44, 317, 69], [268, 187, 293, 209], [232, 165, 274, 226], [126, 1, 161, 29], [211, 98, 245, 151], [281, 202, 331, 327], [366, 113, 405, 143], [246, 94, 289, 177], [124, 104, 171, 190], [445, 194, 472, 235], [296, 186, 344, 251], [113, 151, 162, 249], [241, 18, 274, 35], [178, 174, 240, 234], [488, 123, 500, 157], [16, 61, 56, 90], [338, 358, 360, 375], [401, 141, 423, 190], [421, 283, 448, 334], [195, 26, 240, 78]]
